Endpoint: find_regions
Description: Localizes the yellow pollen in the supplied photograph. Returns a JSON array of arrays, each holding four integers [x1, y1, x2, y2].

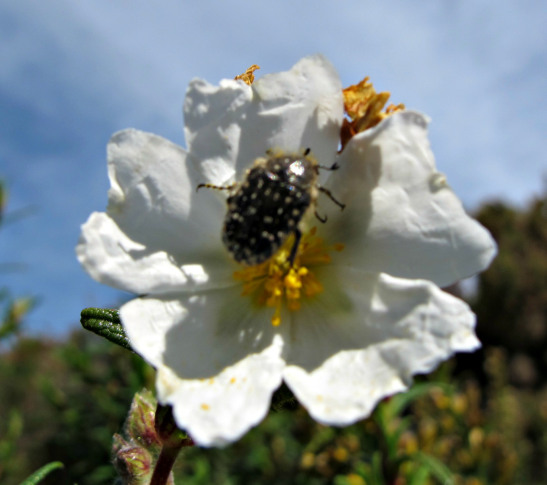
[[233, 229, 343, 326]]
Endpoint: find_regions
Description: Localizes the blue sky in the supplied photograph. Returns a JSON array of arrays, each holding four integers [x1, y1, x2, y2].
[[1, 0, 546, 337]]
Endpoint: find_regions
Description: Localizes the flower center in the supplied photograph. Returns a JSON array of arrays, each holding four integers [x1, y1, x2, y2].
[[233, 227, 344, 326]]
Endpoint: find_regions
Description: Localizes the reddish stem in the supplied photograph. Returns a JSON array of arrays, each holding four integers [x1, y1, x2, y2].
[[150, 440, 184, 485]]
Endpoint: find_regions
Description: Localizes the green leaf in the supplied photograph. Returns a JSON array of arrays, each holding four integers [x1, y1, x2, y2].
[[386, 383, 452, 419], [80, 307, 133, 351], [385, 415, 413, 460], [371, 451, 386, 485], [21, 461, 64, 485], [407, 464, 431, 485], [413, 452, 454, 484]]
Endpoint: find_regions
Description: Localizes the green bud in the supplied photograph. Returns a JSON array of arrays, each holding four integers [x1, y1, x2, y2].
[[125, 389, 161, 451], [112, 433, 153, 485]]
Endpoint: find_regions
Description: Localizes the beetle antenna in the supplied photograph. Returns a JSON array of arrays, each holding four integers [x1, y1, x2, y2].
[[196, 182, 235, 193], [317, 162, 340, 171]]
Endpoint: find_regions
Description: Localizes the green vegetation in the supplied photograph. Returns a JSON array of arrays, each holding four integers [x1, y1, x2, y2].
[[1, 189, 545, 484]]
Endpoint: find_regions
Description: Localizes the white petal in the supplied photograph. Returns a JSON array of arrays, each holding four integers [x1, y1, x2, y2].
[[183, 79, 252, 185], [283, 270, 479, 425], [121, 291, 286, 446], [251, 55, 343, 167], [77, 212, 236, 294], [107, 129, 226, 261], [323, 111, 497, 287], [184, 54, 343, 186], [156, 347, 284, 447]]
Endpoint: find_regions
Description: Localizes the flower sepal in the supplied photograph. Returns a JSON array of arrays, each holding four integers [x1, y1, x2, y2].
[[154, 404, 193, 449]]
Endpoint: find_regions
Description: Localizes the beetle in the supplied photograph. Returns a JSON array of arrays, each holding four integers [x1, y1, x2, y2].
[[197, 149, 344, 266]]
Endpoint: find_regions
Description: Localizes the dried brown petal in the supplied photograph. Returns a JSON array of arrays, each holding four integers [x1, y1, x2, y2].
[[234, 64, 260, 85]]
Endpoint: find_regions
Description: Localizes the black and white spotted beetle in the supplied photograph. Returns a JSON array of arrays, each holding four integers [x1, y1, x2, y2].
[[197, 149, 345, 266]]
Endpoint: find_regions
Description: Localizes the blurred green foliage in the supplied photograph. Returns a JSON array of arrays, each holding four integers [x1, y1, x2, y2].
[[0, 180, 36, 346], [0, 332, 152, 484], [472, 195, 547, 388], [0, 191, 545, 484], [0, 180, 151, 484]]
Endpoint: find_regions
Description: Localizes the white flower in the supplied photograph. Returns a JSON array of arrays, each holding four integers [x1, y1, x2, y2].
[[77, 55, 497, 447]]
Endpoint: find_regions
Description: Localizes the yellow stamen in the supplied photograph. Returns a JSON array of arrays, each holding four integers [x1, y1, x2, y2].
[[234, 64, 260, 85], [233, 229, 343, 326]]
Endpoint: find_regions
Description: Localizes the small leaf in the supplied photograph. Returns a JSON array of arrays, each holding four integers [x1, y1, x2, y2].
[[407, 465, 431, 485], [413, 452, 454, 484], [386, 383, 452, 419], [385, 415, 413, 460], [21, 461, 64, 485], [80, 307, 133, 351], [371, 451, 386, 485]]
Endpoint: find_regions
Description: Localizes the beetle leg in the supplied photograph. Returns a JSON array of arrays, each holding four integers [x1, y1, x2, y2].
[[314, 210, 327, 223], [288, 228, 302, 266], [318, 186, 345, 210]]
